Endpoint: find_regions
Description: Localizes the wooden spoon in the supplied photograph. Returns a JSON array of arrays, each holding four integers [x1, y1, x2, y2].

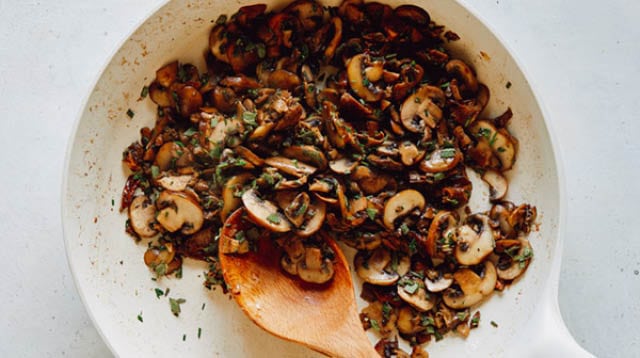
[[219, 208, 377, 357]]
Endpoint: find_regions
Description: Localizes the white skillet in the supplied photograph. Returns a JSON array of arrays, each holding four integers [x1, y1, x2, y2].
[[63, 0, 594, 356]]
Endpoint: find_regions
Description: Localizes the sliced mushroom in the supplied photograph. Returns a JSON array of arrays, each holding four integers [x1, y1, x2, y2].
[[284, 192, 311, 227], [280, 236, 306, 275], [470, 120, 517, 171], [208, 116, 244, 146], [362, 301, 397, 336], [220, 172, 254, 221], [219, 208, 252, 254], [156, 191, 204, 235], [285, 0, 325, 31], [454, 214, 495, 266], [209, 25, 229, 63], [154, 141, 182, 171], [296, 199, 326, 237], [424, 269, 454, 293], [383, 189, 426, 230], [496, 237, 533, 280], [442, 261, 497, 309], [366, 154, 404, 171], [297, 247, 335, 284], [155, 61, 178, 88], [235, 146, 264, 167], [482, 170, 508, 201], [329, 157, 359, 174], [419, 148, 462, 173], [425, 211, 458, 260], [347, 54, 384, 102], [343, 231, 382, 250], [264, 156, 317, 178], [446, 59, 478, 93], [490, 202, 516, 238], [398, 142, 424, 166], [396, 306, 425, 335], [355, 248, 409, 286], [128, 195, 158, 238], [400, 85, 445, 132], [350, 165, 390, 195], [144, 242, 181, 275], [156, 174, 193, 192], [281, 145, 328, 170], [397, 275, 435, 312], [508, 204, 537, 234], [241, 189, 292, 233]]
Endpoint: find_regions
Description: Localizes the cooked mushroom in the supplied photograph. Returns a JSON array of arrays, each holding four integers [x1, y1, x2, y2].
[[425, 211, 458, 260], [424, 273, 454, 293], [144, 242, 181, 275], [128, 195, 158, 238], [280, 235, 306, 275], [285, 0, 325, 31], [219, 208, 252, 254], [398, 142, 424, 166], [347, 54, 384, 102], [220, 172, 254, 221], [454, 214, 495, 266], [350, 165, 390, 195], [470, 120, 517, 171], [383, 189, 425, 230], [329, 157, 359, 174], [241, 188, 292, 232], [482, 170, 508, 201], [297, 246, 335, 284], [396, 306, 424, 335], [419, 148, 463, 173], [361, 301, 397, 336], [209, 25, 229, 63], [281, 145, 328, 170], [154, 141, 183, 171], [508, 204, 537, 234], [284, 192, 311, 227], [400, 85, 445, 132], [343, 231, 382, 250], [397, 274, 436, 312], [155, 191, 204, 235], [156, 174, 193, 192], [496, 237, 533, 280], [355, 248, 409, 286], [442, 261, 497, 309], [446, 59, 478, 94], [264, 156, 317, 178]]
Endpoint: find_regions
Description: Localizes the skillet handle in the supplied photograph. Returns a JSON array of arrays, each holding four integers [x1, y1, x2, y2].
[[519, 290, 594, 358]]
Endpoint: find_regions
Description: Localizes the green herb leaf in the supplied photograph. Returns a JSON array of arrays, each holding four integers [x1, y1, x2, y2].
[[365, 208, 378, 220], [440, 148, 457, 159], [184, 127, 197, 136], [150, 165, 160, 179], [266, 213, 281, 224], [401, 279, 419, 294], [400, 223, 410, 235], [477, 127, 492, 139], [256, 43, 266, 59], [126, 109, 135, 118], [433, 172, 446, 181], [197, 327, 202, 339], [137, 312, 143, 322], [154, 288, 164, 298], [369, 319, 380, 331], [490, 320, 498, 328], [169, 298, 186, 317], [141, 86, 149, 98], [242, 111, 258, 126]]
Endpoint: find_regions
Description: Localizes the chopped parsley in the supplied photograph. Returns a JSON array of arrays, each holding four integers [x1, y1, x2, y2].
[[137, 312, 143, 322], [183, 127, 197, 136], [126, 108, 135, 118], [198, 327, 202, 339], [400, 223, 410, 235], [365, 208, 378, 220], [440, 148, 457, 159], [150, 165, 160, 179], [154, 288, 164, 298], [169, 298, 186, 317], [266, 213, 281, 224], [140, 86, 149, 98], [490, 320, 498, 328], [242, 111, 258, 127], [369, 318, 380, 331]]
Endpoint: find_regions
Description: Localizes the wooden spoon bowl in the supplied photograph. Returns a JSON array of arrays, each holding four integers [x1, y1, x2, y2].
[[219, 209, 377, 357]]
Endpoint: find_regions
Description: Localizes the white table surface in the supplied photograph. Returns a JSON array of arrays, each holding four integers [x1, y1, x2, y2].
[[1, 0, 638, 357]]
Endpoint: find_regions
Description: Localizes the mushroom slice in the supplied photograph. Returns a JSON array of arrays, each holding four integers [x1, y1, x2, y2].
[[264, 156, 317, 178], [281, 145, 328, 170], [424, 275, 453, 293], [470, 120, 517, 171], [280, 236, 306, 275], [156, 174, 192, 192], [128, 196, 158, 238], [144, 243, 181, 275], [425, 211, 458, 260], [366, 154, 404, 171], [154, 141, 182, 171], [235, 146, 264, 167], [284, 192, 311, 227], [396, 306, 425, 335], [445, 59, 478, 93], [496, 237, 533, 280], [208, 116, 244, 146], [219, 208, 251, 254], [329, 157, 359, 175], [220, 172, 254, 221], [350, 165, 390, 195], [343, 231, 382, 251], [209, 25, 229, 63], [419, 148, 463, 173], [362, 301, 397, 336], [443, 261, 497, 309], [355, 248, 401, 286], [397, 274, 436, 312], [383, 189, 425, 230], [490, 202, 516, 238], [482, 170, 508, 201], [400, 85, 445, 132], [297, 247, 335, 284], [508, 204, 537, 234], [347, 54, 384, 102], [398, 142, 424, 166], [296, 200, 326, 237], [156, 191, 204, 235], [241, 189, 292, 233], [454, 214, 495, 266]]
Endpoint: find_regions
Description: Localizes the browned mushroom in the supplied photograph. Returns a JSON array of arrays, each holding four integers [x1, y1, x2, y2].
[[128, 195, 158, 238], [155, 191, 204, 235], [400, 85, 445, 133], [241, 188, 292, 233]]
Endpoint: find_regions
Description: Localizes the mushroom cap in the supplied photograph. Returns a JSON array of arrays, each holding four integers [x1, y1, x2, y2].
[[443, 261, 497, 309], [241, 189, 292, 233], [383, 189, 426, 229], [155, 191, 204, 235], [454, 214, 495, 266], [128, 195, 158, 238], [355, 248, 402, 286]]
